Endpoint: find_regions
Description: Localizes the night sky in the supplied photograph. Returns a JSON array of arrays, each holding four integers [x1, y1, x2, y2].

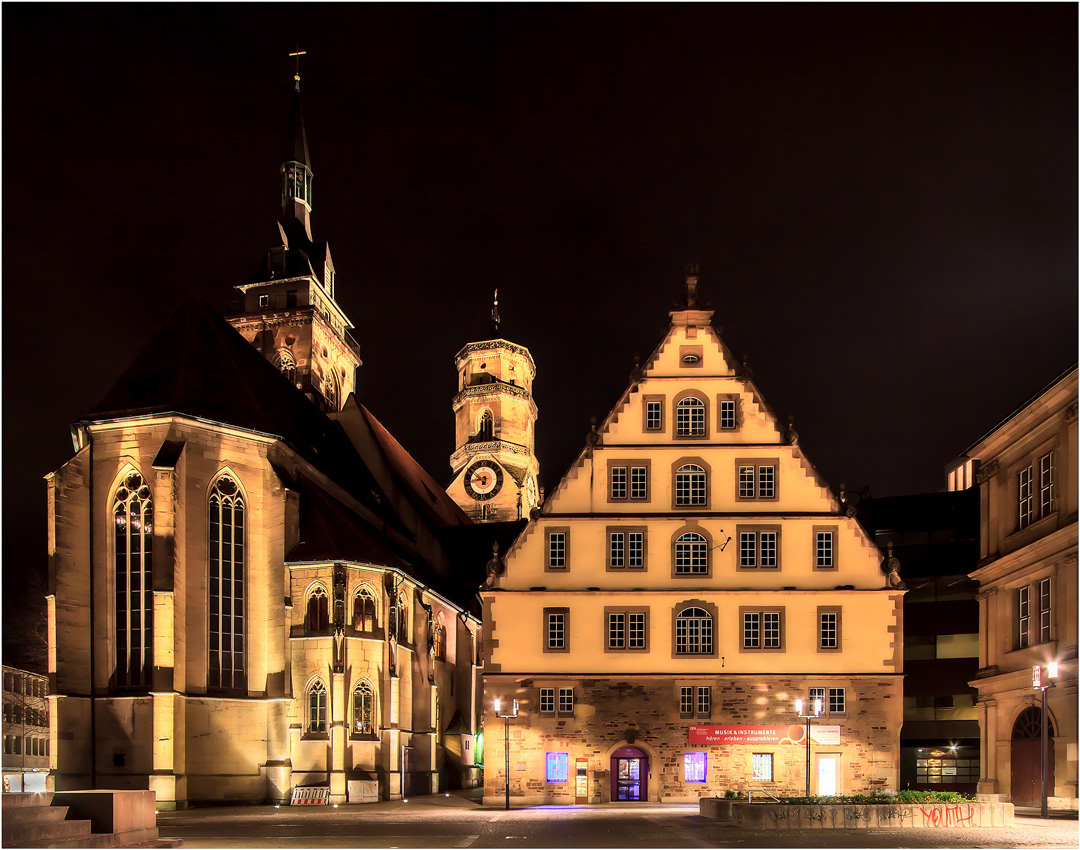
[[3, 4, 1076, 597]]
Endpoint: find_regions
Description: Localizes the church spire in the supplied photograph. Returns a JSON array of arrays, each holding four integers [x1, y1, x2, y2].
[[282, 49, 313, 239]]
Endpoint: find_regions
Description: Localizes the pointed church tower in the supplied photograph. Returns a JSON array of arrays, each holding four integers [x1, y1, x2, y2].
[[227, 65, 361, 413], [447, 291, 540, 522]]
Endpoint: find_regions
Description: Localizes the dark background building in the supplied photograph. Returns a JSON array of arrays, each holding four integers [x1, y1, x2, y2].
[[858, 489, 981, 794]]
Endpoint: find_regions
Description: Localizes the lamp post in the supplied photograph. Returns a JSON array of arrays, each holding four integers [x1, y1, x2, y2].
[[795, 697, 822, 798], [1032, 661, 1059, 818], [493, 698, 518, 810]]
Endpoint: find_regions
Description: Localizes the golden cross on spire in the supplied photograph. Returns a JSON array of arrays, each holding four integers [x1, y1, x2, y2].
[[289, 47, 307, 82]]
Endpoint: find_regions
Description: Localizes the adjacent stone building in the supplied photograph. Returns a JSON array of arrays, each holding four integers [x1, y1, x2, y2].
[[480, 273, 905, 804], [961, 366, 1078, 810], [46, 73, 491, 808], [3, 666, 51, 792]]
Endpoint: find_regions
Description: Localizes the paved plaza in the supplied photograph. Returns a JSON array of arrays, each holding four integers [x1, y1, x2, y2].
[[157, 790, 1080, 848]]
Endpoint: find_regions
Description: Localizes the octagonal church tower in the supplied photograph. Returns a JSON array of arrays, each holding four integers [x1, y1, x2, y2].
[[447, 292, 540, 522]]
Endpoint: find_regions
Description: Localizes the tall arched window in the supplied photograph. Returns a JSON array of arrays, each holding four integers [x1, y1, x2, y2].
[[307, 586, 329, 632], [324, 372, 338, 412], [208, 475, 245, 691], [675, 464, 707, 506], [353, 680, 375, 735], [676, 397, 706, 437], [433, 615, 447, 661], [114, 470, 153, 689], [308, 680, 327, 734], [353, 586, 376, 632], [674, 532, 709, 575], [478, 410, 494, 442], [397, 596, 409, 644], [675, 607, 713, 655]]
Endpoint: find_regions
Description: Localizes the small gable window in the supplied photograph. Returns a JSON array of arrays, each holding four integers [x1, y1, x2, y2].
[[676, 397, 706, 437]]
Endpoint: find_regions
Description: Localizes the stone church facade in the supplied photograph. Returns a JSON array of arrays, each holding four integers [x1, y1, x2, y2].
[[45, 74, 512, 808], [480, 272, 904, 804]]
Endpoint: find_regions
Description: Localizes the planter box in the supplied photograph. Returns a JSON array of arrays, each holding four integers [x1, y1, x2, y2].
[[699, 800, 1014, 830]]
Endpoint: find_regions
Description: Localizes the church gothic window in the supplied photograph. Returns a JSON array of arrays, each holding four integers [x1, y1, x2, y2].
[[353, 680, 375, 735], [208, 475, 245, 691], [308, 680, 327, 734], [353, 586, 376, 632], [274, 349, 296, 384], [433, 615, 447, 661], [323, 371, 338, 412], [307, 586, 329, 632], [113, 470, 153, 689], [478, 410, 494, 442]]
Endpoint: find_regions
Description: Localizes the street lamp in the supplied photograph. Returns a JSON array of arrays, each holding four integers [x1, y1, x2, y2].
[[1032, 661, 1059, 818], [795, 697, 822, 797], [493, 698, 518, 810]]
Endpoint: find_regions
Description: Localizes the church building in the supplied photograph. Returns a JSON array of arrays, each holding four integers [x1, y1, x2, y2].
[[480, 271, 905, 804], [45, 71, 496, 808]]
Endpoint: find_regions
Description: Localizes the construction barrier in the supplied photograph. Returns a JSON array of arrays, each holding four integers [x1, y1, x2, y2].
[[290, 786, 331, 806]]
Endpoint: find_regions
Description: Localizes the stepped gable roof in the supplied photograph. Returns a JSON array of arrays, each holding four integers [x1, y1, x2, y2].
[[357, 404, 471, 529], [85, 294, 387, 517]]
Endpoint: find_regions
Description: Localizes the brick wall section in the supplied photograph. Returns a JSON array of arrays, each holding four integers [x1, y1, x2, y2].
[[484, 674, 901, 803]]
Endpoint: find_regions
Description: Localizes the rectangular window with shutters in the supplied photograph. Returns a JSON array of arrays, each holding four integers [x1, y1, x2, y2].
[[539, 687, 555, 715], [684, 752, 707, 782], [1018, 586, 1030, 649], [1039, 578, 1052, 644], [1039, 453, 1055, 516]]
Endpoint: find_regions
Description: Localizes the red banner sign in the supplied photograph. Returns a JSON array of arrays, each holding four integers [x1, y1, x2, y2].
[[688, 724, 806, 746]]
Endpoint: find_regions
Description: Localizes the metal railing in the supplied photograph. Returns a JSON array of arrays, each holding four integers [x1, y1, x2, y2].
[[748, 788, 781, 804]]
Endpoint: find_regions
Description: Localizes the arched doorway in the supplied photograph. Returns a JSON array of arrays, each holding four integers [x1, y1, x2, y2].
[[1011, 706, 1055, 804], [611, 746, 648, 801]]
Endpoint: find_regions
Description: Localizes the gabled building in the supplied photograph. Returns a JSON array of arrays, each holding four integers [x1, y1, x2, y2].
[[3, 666, 51, 792], [961, 366, 1077, 810], [46, 73, 490, 808], [481, 271, 904, 804]]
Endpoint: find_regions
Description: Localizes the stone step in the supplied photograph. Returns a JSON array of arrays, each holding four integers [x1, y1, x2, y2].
[[3, 817, 96, 847], [2, 803, 72, 824], [3, 791, 55, 808], [120, 840, 183, 849], [19, 833, 119, 849]]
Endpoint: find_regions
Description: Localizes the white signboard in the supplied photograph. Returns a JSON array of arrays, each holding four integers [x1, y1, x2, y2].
[[811, 725, 841, 745]]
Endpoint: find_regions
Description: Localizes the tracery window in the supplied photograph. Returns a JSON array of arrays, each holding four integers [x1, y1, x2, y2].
[[676, 397, 706, 437], [208, 475, 245, 690], [433, 616, 447, 661], [324, 372, 338, 412], [675, 607, 713, 655], [308, 680, 327, 734], [353, 680, 375, 735], [275, 349, 297, 384], [114, 470, 153, 689], [307, 586, 329, 632], [353, 586, 376, 632], [478, 410, 494, 442]]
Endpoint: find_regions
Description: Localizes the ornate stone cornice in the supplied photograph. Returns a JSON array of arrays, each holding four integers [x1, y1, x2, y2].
[[455, 339, 535, 367], [450, 440, 532, 468], [975, 459, 999, 484], [453, 383, 530, 403]]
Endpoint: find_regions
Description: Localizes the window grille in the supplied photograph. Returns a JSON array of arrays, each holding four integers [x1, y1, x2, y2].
[[815, 531, 834, 568], [674, 532, 709, 574], [628, 612, 646, 649], [546, 752, 569, 782], [763, 612, 781, 648], [547, 613, 565, 650], [353, 588, 376, 632], [675, 607, 712, 654], [743, 612, 760, 648], [820, 612, 838, 649], [759, 531, 777, 568], [809, 687, 826, 710], [307, 587, 329, 632], [720, 399, 736, 430], [740, 532, 756, 568], [676, 397, 706, 437], [674, 464, 707, 506]]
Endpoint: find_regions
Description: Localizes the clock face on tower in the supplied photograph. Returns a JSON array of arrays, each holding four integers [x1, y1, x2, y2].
[[464, 460, 503, 501]]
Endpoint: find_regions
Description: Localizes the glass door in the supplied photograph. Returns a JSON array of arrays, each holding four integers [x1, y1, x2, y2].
[[615, 757, 642, 801]]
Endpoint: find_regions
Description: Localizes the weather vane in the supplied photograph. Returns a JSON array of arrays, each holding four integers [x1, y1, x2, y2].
[[289, 47, 307, 83], [491, 288, 501, 335]]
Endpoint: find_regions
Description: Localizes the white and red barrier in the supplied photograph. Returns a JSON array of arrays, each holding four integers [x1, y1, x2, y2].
[[290, 786, 331, 805]]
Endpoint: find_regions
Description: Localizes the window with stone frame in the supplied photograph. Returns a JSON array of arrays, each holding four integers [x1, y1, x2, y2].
[[546, 529, 568, 570], [1018, 586, 1030, 649], [808, 686, 826, 715], [208, 475, 245, 691], [738, 528, 780, 570], [308, 680, 327, 734], [752, 753, 774, 782], [545, 610, 567, 651], [674, 464, 708, 507], [828, 687, 846, 714], [353, 586, 377, 632], [353, 681, 375, 735], [674, 532, 709, 575], [1039, 577, 1052, 644], [114, 470, 154, 690], [306, 586, 329, 632], [539, 687, 556, 715], [814, 530, 835, 569], [736, 461, 779, 501], [558, 687, 575, 715], [742, 609, 782, 650], [675, 607, 713, 655], [607, 610, 647, 651], [818, 609, 840, 650], [675, 396, 706, 437]]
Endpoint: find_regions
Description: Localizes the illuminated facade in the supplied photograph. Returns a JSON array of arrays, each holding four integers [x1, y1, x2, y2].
[[447, 301, 541, 522], [45, 75, 486, 808], [480, 271, 904, 804], [3, 666, 51, 792], [963, 366, 1078, 810]]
